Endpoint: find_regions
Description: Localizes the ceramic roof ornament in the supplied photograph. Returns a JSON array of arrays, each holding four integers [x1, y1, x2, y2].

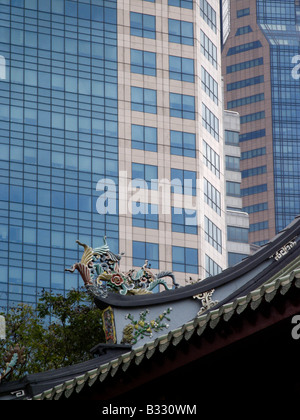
[[65, 237, 180, 299]]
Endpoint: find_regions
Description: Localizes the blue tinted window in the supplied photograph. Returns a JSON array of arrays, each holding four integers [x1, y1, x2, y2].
[[200, 31, 217, 68], [131, 49, 156, 76], [227, 226, 249, 243], [205, 255, 222, 277], [0, 0, 120, 309], [227, 40, 262, 56], [172, 246, 198, 274], [168, 19, 193, 45], [226, 57, 263, 74], [65, 0, 77, 17], [133, 241, 159, 269], [201, 67, 218, 104], [226, 181, 241, 197], [241, 184, 268, 197], [202, 103, 219, 141], [132, 124, 157, 152], [227, 93, 264, 109], [228, 253, 248, 267], [171, 208, 197, 234], [130, 12, 156, 39], [171, 168, 196, 196], [169, 56, 194, 82], [240, 111, 265, 124], [200, 0, 217, 32], [237, 8, 250, 18], [168, 0, 193, 9], [170, 93, 195, 120], [170, 130, 196, 157], [132, 203, 159, 230], [235, 25, 253, 36], [131, 87, 157, 114], [204, 216, 222, 253], [132, 163, 158, 190]]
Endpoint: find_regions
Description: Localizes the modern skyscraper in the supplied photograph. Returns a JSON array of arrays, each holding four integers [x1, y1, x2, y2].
[[0, 0, 229, 310], [224, 110, 250, 267], [222, 0, 300, 246]]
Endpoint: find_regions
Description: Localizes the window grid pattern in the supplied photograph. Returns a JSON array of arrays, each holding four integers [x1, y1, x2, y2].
[[131, 124, 157, 152], [225, 155, 240, 172], [239, 129, 266, 142], [241, 147, 266, 160], [204, 178, 221, 215], [131, 49, 156, 76], [226, 155, 240, 172], [171, 207, 197, 235], [170, 130, 196, 158], [169, 55, 194, 83], [132, 163, 158, 190], [226, 57, 263, 74], [241, 184, 268, 197], [249, 220, 269, 232], [226, 181, 241, 197], [242, 202, 268, 214], [202, 103, 219, 140], [168, 0, 193, 10], [235, 25, 253, 36], [237, 8, 250, 18], [227, 93, 265, 109], [201, 66, 218, 104], [200, 0, 217, 33], [171, 168, 197, 196], [227, 40, 262, 56], [132, 241, 159, 269], [131, 86, 157, 114], [227, 226, 249, 243], [240, 111, 265, 124], [0, 0, 120, 308], [172, 246, 198, 274], [204, 216, 222, 254], [200, 30, 217, 68], [168, 19, 194, 46], [203, 140, 220, 178], [205, 254, 222, 277], [132, 203, 159, 230], [225, 130, 239, 146], [227, 75, 264, 92], [170, 93, 195, 120], [228, 253, 249, 267], [242, 165, 267, 178], [130, 12, 156, 39]]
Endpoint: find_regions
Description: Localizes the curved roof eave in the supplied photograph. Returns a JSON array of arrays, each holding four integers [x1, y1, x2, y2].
[[94, 215, 300, 309]]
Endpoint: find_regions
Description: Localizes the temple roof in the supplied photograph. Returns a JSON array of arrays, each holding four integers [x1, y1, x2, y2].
[[94, 215, 300, 309], [1, 215, 300, 400], [33, 265, 300, 400]]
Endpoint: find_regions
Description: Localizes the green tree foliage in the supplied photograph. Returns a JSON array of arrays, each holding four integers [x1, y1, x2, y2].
[[0, 289, 104, 381]]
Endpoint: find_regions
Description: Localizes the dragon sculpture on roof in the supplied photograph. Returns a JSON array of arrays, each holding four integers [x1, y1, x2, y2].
[[65, 237, 179, 298]]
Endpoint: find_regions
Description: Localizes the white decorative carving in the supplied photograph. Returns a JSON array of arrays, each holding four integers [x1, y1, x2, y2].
[[272, 240, 296, 261], [193, 289, 219, 315]]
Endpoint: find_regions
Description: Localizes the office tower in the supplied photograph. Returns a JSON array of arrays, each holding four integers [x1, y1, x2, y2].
[[224, 110, 250, 267], [0, 0, 228, 309], [222, 0, 300, 246]]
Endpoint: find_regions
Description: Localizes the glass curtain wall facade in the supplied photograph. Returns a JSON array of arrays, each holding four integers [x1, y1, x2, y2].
[[257, 0, 300, 232], [0, 0, 119, 309], [222, 0, 300, 246], [0, 0, 227, 309]]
